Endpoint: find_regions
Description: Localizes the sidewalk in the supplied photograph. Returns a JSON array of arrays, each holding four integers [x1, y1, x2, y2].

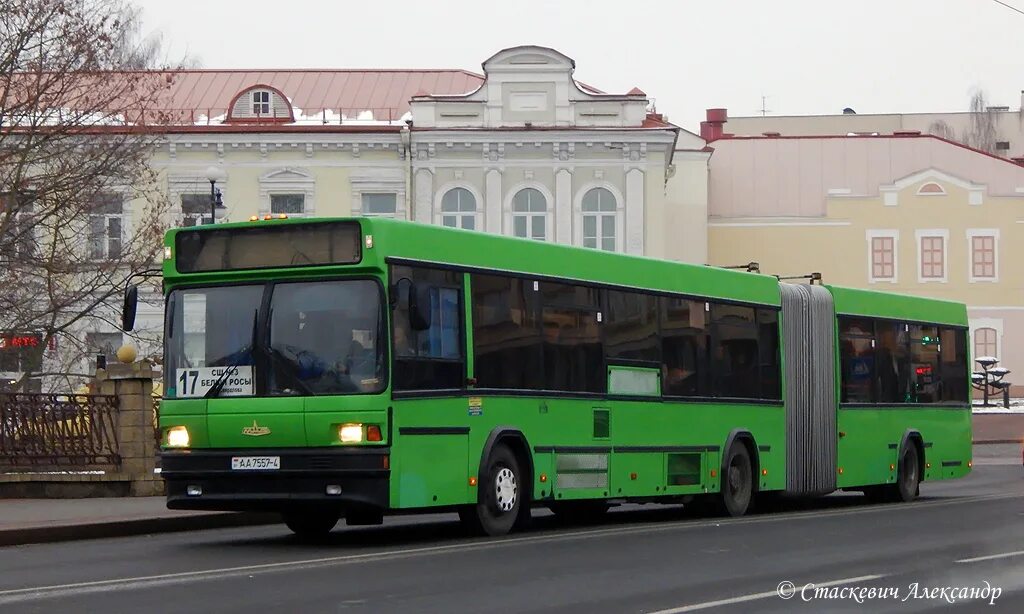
[[0, 497, 278, 546]]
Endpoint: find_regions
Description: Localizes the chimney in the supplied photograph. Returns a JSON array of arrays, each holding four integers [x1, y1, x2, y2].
[[701, 108, 728, 142]]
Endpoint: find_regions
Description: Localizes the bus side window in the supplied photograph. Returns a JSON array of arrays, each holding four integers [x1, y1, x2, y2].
[[938, 327, 968, 403], [839, 317, 876, 403], [660, 298, 709, 397], [390, 265, 464, 391], [757, 309, 781, 400], [709, 304, 759, 399]]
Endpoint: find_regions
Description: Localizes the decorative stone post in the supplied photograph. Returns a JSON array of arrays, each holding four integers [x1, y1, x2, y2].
[[94, 351, 162, 496]]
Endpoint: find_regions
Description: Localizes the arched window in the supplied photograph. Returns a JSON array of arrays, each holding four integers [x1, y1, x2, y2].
[[917, 182, 946, 196], [441, 188, 477, 230], [581, 187, 617, 251], [974, 327, 997, 360], [512, 188, 547, 240]]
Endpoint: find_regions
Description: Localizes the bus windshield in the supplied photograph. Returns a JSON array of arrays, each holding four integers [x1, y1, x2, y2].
[[164, 280, 386, 398]]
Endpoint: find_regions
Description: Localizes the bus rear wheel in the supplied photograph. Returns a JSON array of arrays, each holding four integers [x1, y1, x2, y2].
[[719, 443, 754, 517], [283, 509, 339, 539], [460, 444, 523, 537], [892, 442, 921, 502]]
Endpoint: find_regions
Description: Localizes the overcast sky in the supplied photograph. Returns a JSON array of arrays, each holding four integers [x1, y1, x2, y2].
[[136, 0, 1024, 130]]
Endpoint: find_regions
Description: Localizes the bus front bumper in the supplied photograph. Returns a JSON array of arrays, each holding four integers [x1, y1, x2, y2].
[[160, 448, 389, 513]]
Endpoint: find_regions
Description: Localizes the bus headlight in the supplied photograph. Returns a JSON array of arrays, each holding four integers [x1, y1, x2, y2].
[[166, 426, 190, 448], [338, 423, 363, 443]]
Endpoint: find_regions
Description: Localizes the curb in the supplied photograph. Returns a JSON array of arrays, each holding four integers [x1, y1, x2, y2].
[[0, 511, 280, 547]]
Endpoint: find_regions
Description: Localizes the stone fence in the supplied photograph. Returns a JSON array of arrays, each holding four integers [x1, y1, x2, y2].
[[0, 361, 161, 498]]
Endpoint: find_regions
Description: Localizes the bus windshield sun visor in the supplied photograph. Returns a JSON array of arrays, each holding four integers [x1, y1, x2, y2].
[[175, 221, 361, 273]]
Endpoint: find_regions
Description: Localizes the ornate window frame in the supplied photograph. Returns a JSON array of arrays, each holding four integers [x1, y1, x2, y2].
[[573, 181, 625, 252]]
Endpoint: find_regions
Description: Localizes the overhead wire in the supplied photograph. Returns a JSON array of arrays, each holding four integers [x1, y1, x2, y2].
[[992, 0, 1024, 17]]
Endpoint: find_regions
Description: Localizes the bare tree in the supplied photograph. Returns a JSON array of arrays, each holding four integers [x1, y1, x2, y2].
[[927, 119, 956, 141], [960, 90, 999, 153], [0, 0, 182, 391]]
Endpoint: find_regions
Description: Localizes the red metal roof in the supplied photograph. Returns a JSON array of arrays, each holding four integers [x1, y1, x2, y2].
[[149, 68, 485, 124]]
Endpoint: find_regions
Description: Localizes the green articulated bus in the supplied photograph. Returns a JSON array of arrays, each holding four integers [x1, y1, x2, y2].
[[132, 216, 972, 537]]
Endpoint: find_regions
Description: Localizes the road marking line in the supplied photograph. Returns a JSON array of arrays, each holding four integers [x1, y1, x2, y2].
[[0, 492, 1018, 603], [646, 575, 885, 613], [956, 550, 1024, 564]]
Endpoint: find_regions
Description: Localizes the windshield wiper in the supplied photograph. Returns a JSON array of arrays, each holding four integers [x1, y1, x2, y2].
[[205, 309, 257, 399]]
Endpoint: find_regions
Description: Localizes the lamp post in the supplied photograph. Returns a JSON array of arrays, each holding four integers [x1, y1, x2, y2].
[[204, 165, 227, 224]]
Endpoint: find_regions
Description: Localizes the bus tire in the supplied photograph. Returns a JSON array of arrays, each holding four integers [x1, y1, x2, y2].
[[720, 443, 754, 517], [460, 444, 523, 536], [283, 509, 339, 539], [893, 441, 921, 503]]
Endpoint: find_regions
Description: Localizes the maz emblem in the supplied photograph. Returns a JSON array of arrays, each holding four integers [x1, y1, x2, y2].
[[241, 420, 271, 437]]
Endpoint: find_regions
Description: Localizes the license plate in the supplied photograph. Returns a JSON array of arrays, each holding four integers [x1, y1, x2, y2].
[[231, 456, 281, 470]]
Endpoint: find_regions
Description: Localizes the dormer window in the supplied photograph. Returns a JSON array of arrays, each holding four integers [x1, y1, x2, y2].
[[252, 90, 271, 115], [227, 85, 294, 123]]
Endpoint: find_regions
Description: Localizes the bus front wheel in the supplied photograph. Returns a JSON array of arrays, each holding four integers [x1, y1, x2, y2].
[[460, 444, 523, 536], [283, 509, 339, 539], [719, 443, 754, 517]]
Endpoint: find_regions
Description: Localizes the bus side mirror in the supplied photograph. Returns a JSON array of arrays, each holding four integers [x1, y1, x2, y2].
[[122, 284, 139, 332], [408, 284, 432, 331]]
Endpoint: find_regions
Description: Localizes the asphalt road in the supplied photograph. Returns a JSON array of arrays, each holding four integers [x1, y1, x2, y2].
[[1, 444, 1022, 614]]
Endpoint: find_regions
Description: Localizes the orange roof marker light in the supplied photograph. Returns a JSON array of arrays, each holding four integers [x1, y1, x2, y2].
[[277, 214, 288, 219], [249, 215, 259, 221], [263, 214, 273, 220]]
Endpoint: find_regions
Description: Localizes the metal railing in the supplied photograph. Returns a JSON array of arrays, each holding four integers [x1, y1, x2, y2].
[[0, 393, 120, 467], [131, 107, 404, 126]]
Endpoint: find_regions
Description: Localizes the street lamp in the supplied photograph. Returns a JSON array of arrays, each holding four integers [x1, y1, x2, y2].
[[204, 165, 227, 224]]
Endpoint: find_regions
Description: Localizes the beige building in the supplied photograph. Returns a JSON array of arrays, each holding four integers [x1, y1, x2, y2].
[[723, 95, 1024, 159], [704, 113, 1024, 388]]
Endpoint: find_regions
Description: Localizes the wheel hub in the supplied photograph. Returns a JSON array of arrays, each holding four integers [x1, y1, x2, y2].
[[495, 467, 517, 512]]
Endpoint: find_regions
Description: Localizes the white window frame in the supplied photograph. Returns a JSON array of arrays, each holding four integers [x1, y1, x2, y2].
[[259, 168, 314, 218], [966, 228, 999, 283], [0, 192, 38, 263], [865, 229, 899, 284], [168, 174, 228, 227], [504, 182, 554, 242], [970, 318, 1003, 363], [252, 90, 271, 115], [351, 169, 407, 219], [179, 193, 213, 227], [916, 181, 947, 196], [574, 183, 624, 252], [915, 229, 949, 283], [87, 193, 126, 261], [269, 193, 307, 216], [360, 193, 400, 218], [433, 183, 483, 230]]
